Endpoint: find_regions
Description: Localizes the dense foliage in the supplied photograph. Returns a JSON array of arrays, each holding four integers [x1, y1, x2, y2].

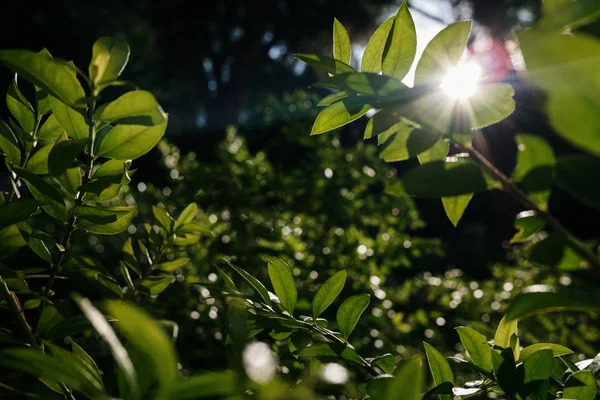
[[0, 0, 599, 399]]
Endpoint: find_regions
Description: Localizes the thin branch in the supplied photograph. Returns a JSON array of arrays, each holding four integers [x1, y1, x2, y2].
[[451, 140, 600, 274], [0, 277, 39, 347]]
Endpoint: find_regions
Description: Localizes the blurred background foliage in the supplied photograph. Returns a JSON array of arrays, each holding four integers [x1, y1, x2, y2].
[[2, 0, 600, 391]]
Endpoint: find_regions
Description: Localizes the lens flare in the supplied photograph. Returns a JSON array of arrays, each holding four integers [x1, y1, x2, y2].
[[440, 62, 482, 99]]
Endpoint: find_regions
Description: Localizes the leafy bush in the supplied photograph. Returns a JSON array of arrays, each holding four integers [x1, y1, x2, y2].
[[0, 1, 599, 399]]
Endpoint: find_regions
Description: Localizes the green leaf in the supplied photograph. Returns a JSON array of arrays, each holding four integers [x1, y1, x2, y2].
[[0, 224, 27, 247], [336, 294, 370, 339], [510, 211, 545, 244], [75, 205, 135, 234], [95, 117, 168, 160], [363, 107, 404, 140], [139, 277, 173, 295], [7, 78, 35, 132], [378, 126, 440, 162], [460, 83, 516, 130], [0, 200, 42, 231], [95, 90, 166, 126], [174, 202, 198, 230], [312, 270, 346, 319], [14, 167, 67, 222], [518, 343, 573, 363], [165, 371, 237, 399], [106, 301, 178, 388], [312, 72, 406, 97], [121, 237, 141, 277], [155, 258, 190, 272], [424, 342, 454, 399], [311, 96, 373, 135], [37, 114, 64, 139], [299, 342, 363, 366], [294, 54, 355, 75], [417, 138, 449, 164], [385, 356, 424, 400], [555, 155, 600, 208], [563, 371, 596, 400], [0, 50, 86, 109], [0, 346, 104, 397], [16, 222, 52, 262], [265, 256, 297, 314], [57, 167, 83, 196], [372, 353, 395, 374], [152, 205, 174, 232], [492, 347, 522, 396], [71, 342, 103, 389], [522, 349, 553, 383], [506, 289, 600, 320], [225, 260, 272, 307], [386, 159, 489, 198], [48, 138, 88, 177], [172, 233, 200, 246], [414, 21, 471, 86], [333, 18, 351, 65], [456, 327, 493, 373], [382, 2, 416, 80], [366, 375, 394, 399], [35, 304, 63, 338], [89, 37, 130, 85], [512, 134, 555, 208], [317, 91, 349, 106], [494, 315, 519, 359], [51, 96, 88, 139], [25, 143, 53, 174], [442, 194, 472, 227], [0, 119, 21, 165], [527, 233, 587, 270], [391, 91, 456, 134], [361, 17, 394, 73], [73, 294, 138, 398], [518, 30, 600, 157]]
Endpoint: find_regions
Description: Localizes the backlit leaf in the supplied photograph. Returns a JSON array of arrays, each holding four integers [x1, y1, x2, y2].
[[51, 96, 88, 139], [456, 327, 493, 373], [336, 294, 370, 339], [94, 90, 165, 126], [361, 17, 394, 73], [311, 96, 373, 135], [75, 205, 135, 235], [265, 255, 297, 314], [0, 120, 21, 165], [7, 78, 35, 132], [382, 2, 416, 80], [25, 143, 53, 174], [333, 18, 351, 65], [424, 342, 454, 399], [0, 50, 86, 109], [106, 301, 178, 388], [95, 117, 168, 160], [312, 270, 346, 319], [89, 37, 130, 85], [414, 21, 471, 86]]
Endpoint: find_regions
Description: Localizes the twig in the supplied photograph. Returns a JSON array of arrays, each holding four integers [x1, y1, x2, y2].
[[0, 277, 38, 347], [451, 140, 600, 274]]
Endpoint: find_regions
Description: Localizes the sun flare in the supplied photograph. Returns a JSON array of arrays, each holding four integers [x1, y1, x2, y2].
[[440, 62, 482, 99]]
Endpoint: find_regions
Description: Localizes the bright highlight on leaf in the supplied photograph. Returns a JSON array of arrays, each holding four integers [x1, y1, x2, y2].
[[440, 62, 481, 99]]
